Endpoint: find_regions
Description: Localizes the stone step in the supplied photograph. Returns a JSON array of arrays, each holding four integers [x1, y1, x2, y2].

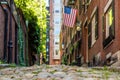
[[111, 61, 120, 67]]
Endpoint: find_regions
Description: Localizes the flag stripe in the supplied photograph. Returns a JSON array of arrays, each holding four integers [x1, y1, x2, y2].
[[69, 9, 73, 27], [72, 9, 77, 27], [63, 7, 77, 28]]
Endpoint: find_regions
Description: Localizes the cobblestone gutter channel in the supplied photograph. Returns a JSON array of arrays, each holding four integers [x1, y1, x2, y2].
[[0, 65, 120, 80], [92, 67, 120, 72]]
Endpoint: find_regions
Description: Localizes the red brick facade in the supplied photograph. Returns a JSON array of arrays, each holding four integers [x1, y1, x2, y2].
[[49, 0, 62, 65], [0, 2, 28, 65], [49, 0, 54, 65], [0, 5, 5, 59], [61, 0, 120, 66]]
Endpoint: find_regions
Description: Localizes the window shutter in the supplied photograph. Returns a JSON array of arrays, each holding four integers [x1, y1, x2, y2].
[[102, 15, 105, 41], [111, 1, 115, 38], [88, 22, 91, 35], [95, 8, 98, 39], [87, 0, 90, 3], [87, 0, 90, 8], [88, 22, 91, 48], [79, 0, 82, 15]]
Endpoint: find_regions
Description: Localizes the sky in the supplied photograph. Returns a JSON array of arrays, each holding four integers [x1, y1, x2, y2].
[[45, 0, 49, 7]]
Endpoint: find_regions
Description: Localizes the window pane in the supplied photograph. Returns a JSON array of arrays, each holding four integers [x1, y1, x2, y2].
[[106, 13, 109, 38], [92, 15, 96, 45], [108, 8, 113, 26], [105, 7, 113, 38]]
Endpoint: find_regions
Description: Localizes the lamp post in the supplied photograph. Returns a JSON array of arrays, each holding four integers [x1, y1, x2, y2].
[[8, 0, 13, 63], [76, 21, 81, 31]]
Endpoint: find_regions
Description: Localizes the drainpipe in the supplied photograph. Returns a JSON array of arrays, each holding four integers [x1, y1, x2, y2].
[[8, 0, 13, 63], [3, 8, 8, 61]]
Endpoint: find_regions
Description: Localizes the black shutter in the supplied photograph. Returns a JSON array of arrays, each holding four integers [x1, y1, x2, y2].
[[102, 15, 105, 41], [88, 22, 91, 49], [88, 22, 91, 35], [87, 0, 90, 3], [87, 0, 90, 8], [95, 8, 98, 39], [111, 0, 115, 38], [79, 0, 82, 15]]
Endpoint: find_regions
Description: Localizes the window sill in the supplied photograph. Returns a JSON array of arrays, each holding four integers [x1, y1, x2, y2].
[[91, 40, 97, 48], [103, 35, 114, 48]]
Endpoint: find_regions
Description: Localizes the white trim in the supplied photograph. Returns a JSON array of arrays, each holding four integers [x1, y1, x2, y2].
[[104, 0, 113, 13], [91, 40, 96, 46], [65, 0, 69, 6], [83, 17, 88, 27], [90, 6, 97, 19], [106, 52, 112, 59], [96, 52, 101, 58], [89, 0, 92, 3]]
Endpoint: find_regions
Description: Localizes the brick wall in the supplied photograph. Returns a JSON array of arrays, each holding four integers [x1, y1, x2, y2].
[[79, 0, 120, 65], [0, 5, 5, 59], [100, 0, 120, 62], [12, 17, 15, 62]]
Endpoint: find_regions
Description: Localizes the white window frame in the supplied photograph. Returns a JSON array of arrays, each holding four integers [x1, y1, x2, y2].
[[105, 7, 113, 38], [104, 0, 113, 39], [90, 7, 98, 46], [91, 15, 96, 46]]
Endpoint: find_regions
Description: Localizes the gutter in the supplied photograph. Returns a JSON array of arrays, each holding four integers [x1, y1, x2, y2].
[[3, 8, 8, 61]]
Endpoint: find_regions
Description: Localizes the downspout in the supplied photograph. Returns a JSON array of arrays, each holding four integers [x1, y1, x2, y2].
[[3, 8, 8, 61], [8, 0, 13, 63]]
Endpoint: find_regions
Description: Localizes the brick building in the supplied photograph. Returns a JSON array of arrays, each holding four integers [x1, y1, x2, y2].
[[61, 0, 120, 66], [49, 0, 62, 65], [49, 0, 54, 65], [0, 0, 28, 65]]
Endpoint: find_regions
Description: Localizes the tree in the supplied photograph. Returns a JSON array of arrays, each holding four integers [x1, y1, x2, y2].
[[14, 0, 48, 56]]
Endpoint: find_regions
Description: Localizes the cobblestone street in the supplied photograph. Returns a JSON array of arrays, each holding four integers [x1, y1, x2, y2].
[[0, 65, 120, 80]]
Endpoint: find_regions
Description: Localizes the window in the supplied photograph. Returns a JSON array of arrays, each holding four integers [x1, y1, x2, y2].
[[91, 15, 96, 45], [46, 48, 49, 52], [91, 8, 98, 46], [47, 38, 49, 42], [55, 10, 59, 13], [54, 0, 60, 4], [79, 0, 91, 14], [79, 0, 82, 15], [105, 7, 113, 38], [88, 22, 91, 48], [55, 42, 59, 44], [85, 0, 91, 12], [55, 50, 59, 55], [103, 0, 115, 47], [55, 21, 59, 24]]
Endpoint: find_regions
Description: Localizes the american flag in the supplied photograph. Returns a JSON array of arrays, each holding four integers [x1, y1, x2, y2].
[[63, 6, 77, 28]]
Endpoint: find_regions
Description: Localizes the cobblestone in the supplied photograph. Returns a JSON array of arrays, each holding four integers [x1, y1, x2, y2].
[[0, 65, 120, 80]]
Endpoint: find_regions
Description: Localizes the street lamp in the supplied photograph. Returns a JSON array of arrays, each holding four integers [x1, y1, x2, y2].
[[76, 21, 81, 31]]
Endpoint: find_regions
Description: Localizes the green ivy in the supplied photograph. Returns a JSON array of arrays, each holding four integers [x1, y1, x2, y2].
[[18, 24, 26, 66], [61, 54, 68, 65], [14, 0, 48, 55]]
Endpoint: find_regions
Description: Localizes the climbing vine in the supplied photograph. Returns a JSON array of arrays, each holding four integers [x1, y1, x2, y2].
[[14, 0, 48, 55]]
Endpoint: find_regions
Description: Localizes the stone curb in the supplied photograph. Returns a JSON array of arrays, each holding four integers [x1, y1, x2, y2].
[[92, 67, 120, 72], [0, 64, 11, 69]]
